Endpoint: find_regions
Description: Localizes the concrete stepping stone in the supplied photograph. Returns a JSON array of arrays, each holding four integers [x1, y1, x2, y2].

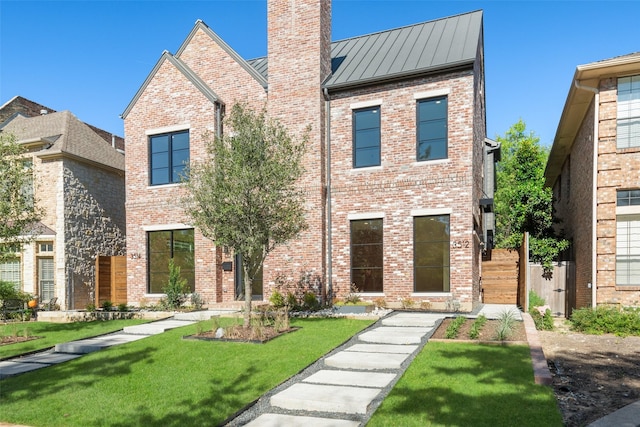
[[359, 326, 431, 345], [245, 413, 359, 427], [16, 351, 82, 364], [55, 333, 147, 354], [382, 313, 441, 327], [325, 351, 410, 370], [346, 343, 418, 354], [271, 383, 380, 414], [0, 360, 51, 378], [304, 369, 396, 388], [123, 320, 193, 335]]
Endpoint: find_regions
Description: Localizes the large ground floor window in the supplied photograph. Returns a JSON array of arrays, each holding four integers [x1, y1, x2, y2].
[[148, 229, 195, 293], [414, 215, 450, 292], [38, 258, 54, 300], [617, 214, 640, 286], [0, 258, 21, 291], [350, 219, 383, 292]]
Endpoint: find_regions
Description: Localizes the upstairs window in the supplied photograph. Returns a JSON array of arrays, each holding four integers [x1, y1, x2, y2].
[[417, 96, 448, 161], [149, 130, 189, 185], [617, 75, 640, 149], [353, 107, 380, 168], [617, 189, 640, 206]]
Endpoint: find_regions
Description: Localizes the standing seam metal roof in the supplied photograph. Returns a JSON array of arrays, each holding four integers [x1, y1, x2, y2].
[[246, 10, 482, 90]]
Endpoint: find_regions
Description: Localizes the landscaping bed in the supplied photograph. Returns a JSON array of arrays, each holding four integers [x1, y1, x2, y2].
[[430, 317, 527, 343]]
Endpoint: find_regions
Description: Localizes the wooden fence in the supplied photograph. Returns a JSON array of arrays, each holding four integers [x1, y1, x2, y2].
[[481, 249, 520, 305], [95, 256, 127, 306]]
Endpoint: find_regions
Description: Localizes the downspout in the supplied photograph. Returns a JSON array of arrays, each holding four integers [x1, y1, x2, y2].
[[574, 79, 599, 308], [323, 87, 332, 303]]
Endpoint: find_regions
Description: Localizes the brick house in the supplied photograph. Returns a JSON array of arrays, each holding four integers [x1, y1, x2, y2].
[[0, 107, 126, 309], [122, 0, 489, 311], [546, 53, 640, 312]]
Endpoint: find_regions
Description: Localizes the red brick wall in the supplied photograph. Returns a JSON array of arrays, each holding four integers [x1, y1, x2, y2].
[[328, 69, 481, 311]]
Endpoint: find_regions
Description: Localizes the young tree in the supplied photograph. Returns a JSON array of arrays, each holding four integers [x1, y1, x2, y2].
[[0, 132, 42, 261], [494, 120, 568, 274], [183, 104, 308, 327]]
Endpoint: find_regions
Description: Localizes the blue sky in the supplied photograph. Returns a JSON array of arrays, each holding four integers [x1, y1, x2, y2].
[[1, 0, 639, 146]]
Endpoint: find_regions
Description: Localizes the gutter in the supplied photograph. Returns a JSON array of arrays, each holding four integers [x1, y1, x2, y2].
[[323, 87, 332, 303], [574, 79, 599, 308]]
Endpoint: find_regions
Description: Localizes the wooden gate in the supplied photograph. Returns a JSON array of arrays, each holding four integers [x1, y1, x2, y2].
[[95, 256, 127, 306], [529, 262, 571, 318], [481, 249, 520, 305]]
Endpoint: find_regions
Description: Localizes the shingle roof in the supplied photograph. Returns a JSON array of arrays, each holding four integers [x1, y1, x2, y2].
[[1, 111, 124, 171], [246, 10, 483, 90]]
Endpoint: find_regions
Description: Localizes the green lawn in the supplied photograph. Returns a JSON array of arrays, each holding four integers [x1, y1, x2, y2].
[[1, 319, 149, 359], [0, 317, 374, 427], [368, 341, 563, 427]]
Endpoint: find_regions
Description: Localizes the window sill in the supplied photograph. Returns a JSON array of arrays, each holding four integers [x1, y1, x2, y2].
[[412, 292, 452, 297], [614, 286, 640, 291], [412, 158, 449, 167], [350, 165, 383, 173], [359, 292, 385, 297], [616, 146, 640, 154], [146, 183, 182, 190]]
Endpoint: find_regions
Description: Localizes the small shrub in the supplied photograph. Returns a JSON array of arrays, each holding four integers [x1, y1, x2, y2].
[[542, 309, 554, 330], [163, 258, 189, 309], [343, 284, 361, 304], [420, 300, 432, 311], [101, 301, 113, 311], [269, 290, 285, 309], [190, 293, 204, 310], [530, 308, 544, 330], [86, 303, 96, 312], [401, 297, 415, 309], [117, 303, 128, 312], [302, 292, 320, 311], [469, 314, 487, 339], [494, 310, 516, 340], [0, 280, 19, 300], [445, 316, 467, 339], [373, 297, 387, 309], [529, 290, 546, 308], [570, 306, 640, 336], [286, 292, 298, 309]]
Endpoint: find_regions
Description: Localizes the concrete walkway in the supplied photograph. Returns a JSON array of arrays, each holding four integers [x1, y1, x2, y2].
[[0, 311, 227, 380]]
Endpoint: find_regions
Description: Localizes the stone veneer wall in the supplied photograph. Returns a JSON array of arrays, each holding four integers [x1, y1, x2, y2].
[[63, 159, 125, 309]]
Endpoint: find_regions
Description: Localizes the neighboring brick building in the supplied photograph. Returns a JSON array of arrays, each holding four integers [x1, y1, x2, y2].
[[546, 53, 640, 312], [122, 0, 489, 311], [0, 109, 126, 309]]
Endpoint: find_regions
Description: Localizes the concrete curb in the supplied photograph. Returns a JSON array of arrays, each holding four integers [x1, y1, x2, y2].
[[521, 312, 553, 386]]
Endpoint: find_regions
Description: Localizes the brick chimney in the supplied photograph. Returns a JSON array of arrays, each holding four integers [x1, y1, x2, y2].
[[266, 0, 331, 286]]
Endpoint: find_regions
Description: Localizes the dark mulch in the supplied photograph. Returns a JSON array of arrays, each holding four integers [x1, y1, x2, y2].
[[185, 325, 299, 343]]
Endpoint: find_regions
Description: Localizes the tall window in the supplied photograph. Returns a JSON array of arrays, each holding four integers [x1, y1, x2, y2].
[[617, 190, 640, 286], [0, 259, 21, 291], [148, 229, 195, 293], [353, 107, 380, 168], [149, 130, 189, 185], [617, 75, 640, 149], [38, 258, 54, 301], [417, 96, 448, 161], [414, 215, 450, 292], [350, 219, 383, 292]]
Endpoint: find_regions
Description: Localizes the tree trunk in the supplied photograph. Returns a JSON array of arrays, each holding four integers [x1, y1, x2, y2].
[[243, 266, 252, 328]]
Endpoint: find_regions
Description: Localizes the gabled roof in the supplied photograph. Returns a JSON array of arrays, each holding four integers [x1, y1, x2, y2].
[[121, 51, 221, 119], [245, 10, 483, 90], [545, 52, 640, 187], [177, 20, 268, 90], [1, 111, 125, 171]]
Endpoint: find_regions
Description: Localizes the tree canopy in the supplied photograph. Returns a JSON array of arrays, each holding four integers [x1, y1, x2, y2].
[[0, 132, 42, 261], [183, 103, 308, 326], [494, 120, 568, 273]]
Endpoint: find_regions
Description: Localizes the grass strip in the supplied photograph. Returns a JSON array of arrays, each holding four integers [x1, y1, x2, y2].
[[0, 317, 373, 427], [368, 341, 563, 427], [1, 319, 148, 359]]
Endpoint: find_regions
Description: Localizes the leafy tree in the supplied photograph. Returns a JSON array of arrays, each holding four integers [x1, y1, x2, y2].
[[0, 132, 42, 261], [183, 104, 308, 327], [494, 120, 568, 274]]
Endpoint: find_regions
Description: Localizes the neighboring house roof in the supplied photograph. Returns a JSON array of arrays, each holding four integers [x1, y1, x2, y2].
[[545, 52, 640, 187], [1, 110, 125, 171], [121, 51, 221, 119], [246, 10, 483, 90]]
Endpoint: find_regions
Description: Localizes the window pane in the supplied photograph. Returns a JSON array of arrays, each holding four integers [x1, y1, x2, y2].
[[150, 135, 169, 153], [618, 76, 640, 149], [350, 219, 383, 292], [617, 215, 640, 285], [414, 215, 450, 292], [0, 259, 21, 290], [151, 168, 169, 185], [417, 97, 448, 161], [353, 108, 380, 168], [150, 131, 190, 184], [171, 132, 189, 151]]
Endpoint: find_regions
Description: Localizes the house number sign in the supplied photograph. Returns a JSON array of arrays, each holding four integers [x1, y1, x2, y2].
[[451, 240, 470, 249]]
